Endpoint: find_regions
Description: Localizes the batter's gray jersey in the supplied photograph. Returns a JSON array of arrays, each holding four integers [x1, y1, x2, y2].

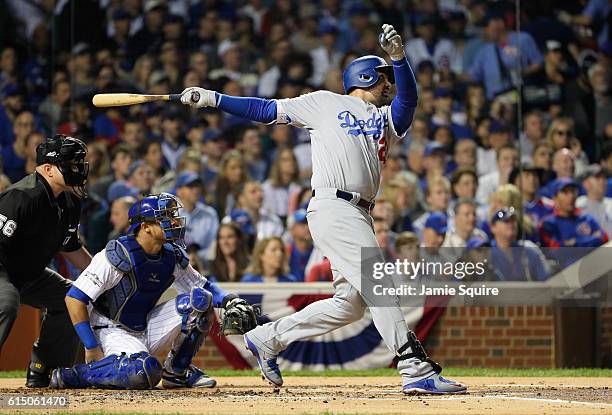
[[276, 91, 405, 201]]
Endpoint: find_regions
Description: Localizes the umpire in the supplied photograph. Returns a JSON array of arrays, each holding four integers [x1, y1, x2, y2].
[[0, 134, 92, 387]]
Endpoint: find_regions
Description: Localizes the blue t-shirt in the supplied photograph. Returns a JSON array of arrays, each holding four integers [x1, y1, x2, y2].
[[240, 273, 298, 283], [0, 145, 25, 183]]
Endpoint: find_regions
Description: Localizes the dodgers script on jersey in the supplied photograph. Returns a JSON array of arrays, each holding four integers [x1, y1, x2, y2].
[[276, 91, 405, 201]]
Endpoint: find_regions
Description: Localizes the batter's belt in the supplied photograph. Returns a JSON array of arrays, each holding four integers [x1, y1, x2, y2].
[[312, 189, 375, 211]]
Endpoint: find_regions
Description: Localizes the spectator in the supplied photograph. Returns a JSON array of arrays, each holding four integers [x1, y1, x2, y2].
[[108, 195, 137, 240], [1, 111, 34, 182], [210, 40, 258, 95], [0, 84, 24, 147], [138, 140, 165, 183], [209, 222, 250, 283], [420, 141, 447, 192], [588, 63, 612, 145], [91, 144, 132, 201], [463, 83, 487, 131], [175, 171, 219, 265], [509, 163, 553, 226], [237, 126, 267, 182], [558, 0, 611, 49], [405, 13, 458, 74], [257, 39, 293, 97], [200, 128, 226, 192], [394, 231, 420, 262], [477, 120, 511, 177], [519, 110, 545, 163], [227, 180, 284, 242], [443, 198, 488, 250], [476, 144, 519, 205], [468, 10, 543, 100], [413, 175, 452, 238], [130, 54, 156, 93], [577, 165, 612, 236], [451, 138, 477, 173], [241, 236, 298, 283], [214, 150, 248, 216], [374, 215, 394, 260], [545, 117, 589, 176], [160, 109, 187, 171], [85, 142, 111, 187], [120, 118, 146, 151], [286, 209, 322, 282], [489, 207, 550, 281], [540, 148, 576, 198], [262, 148, 301, 222], [127, 0, 166, 61], [66, 43, 94, 98], [483, 184, 537, 243], [309, 23, 341, 87], [380, 173, 424, 233], [126, 159, 154, 196], [539, 178, 609, 249], [523, 40, 568, 114], [563, 49, 598, 143], [39, 79, 70, 133]]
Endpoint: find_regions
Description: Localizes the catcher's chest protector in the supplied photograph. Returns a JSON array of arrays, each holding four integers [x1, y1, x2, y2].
[[94, 235, 178, 331]]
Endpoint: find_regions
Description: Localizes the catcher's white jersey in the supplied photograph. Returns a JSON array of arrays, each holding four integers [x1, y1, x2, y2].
[[276, 91, 404, 201], [73, 251, 207, 355]]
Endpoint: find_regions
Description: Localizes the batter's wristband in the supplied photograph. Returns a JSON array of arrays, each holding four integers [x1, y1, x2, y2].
[[74, 321, 99, 350]]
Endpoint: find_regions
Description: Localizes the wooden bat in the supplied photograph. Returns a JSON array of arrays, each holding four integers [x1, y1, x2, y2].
[[92, 92, 200, 107]]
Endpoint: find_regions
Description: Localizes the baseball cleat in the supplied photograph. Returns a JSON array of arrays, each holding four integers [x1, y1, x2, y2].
[[162, 364, 217, 388], [48, 367, 86, 389], [402, 373, 467, 395], [26, 363, 51, 388], [244, 334, 283, 387]]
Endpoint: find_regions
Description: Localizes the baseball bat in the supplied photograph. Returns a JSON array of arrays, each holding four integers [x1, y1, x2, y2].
[[92, 91, 200, 107]]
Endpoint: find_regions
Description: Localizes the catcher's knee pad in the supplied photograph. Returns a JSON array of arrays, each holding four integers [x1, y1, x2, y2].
[[60, 352, 162, 390], [171, 288, 214, 374], [395, 331, 442, 374]]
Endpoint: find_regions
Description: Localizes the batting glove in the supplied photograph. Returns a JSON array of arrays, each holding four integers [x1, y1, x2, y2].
[[379, 24, 405, 61], [180, 87, 217, 108]]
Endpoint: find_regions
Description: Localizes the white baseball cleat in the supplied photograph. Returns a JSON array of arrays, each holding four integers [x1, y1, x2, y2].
[[161, 364, 217, 388], [402, 372, 467, 395], [244, 333, 283, 387]]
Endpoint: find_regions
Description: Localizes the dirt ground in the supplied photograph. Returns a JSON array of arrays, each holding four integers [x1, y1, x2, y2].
[[0, 376, 610, 415]]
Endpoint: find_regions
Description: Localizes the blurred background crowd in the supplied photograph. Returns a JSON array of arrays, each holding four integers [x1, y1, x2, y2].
[[1, 0, 612, 283]]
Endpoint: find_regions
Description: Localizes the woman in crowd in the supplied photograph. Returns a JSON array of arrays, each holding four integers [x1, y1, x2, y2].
[[241, 236, 297, 283], [209, 222, 250, 282], [214, 150, 248, 216], [545, 116, 588, 175], [262, 148, 301, 223]]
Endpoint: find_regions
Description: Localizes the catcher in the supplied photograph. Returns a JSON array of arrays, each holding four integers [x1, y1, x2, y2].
[[49, 193, 257, 389]]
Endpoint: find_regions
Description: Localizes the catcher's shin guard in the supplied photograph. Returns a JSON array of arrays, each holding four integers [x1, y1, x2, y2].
[[50, 352, 162, 389], [166, 287, 213, 374]]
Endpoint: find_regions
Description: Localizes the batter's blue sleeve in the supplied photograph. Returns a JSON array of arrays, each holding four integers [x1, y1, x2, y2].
[[215, 92, 277, 124], [390, 57, 418, 136], [203, 278, 229, 308], [67, 285, 92, 304]]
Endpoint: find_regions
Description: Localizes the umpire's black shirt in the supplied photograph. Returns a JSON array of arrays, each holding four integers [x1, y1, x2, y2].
[[0, 172, 82, 289]]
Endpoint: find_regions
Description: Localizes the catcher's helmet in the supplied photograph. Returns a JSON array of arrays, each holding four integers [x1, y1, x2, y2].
[[342, 55, 395, 94], [127, 193, 186, 245], [36, 134, 89, 197]]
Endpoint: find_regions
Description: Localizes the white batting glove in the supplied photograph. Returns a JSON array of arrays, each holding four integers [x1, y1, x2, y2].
[[180, 87, 217, 108], [379, 24, 405, 61]]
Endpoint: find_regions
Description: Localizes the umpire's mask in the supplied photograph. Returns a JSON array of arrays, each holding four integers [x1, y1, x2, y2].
[[36, 134, 89, 198]]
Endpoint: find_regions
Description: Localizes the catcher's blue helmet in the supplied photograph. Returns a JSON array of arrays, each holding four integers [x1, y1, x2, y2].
[[127, 193, 186, 244], [342, 55, 395, 94]]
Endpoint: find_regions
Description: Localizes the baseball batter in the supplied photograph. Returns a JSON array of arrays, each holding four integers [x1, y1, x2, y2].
[[49, 193, 257, 389], [181, 24, 467, 394]]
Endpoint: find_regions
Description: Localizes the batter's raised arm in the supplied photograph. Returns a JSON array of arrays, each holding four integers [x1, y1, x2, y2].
[[180, 87, 278, 124], [380, 24, 418, 136]]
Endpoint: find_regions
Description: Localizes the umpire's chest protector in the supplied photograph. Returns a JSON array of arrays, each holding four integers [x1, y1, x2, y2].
[[93, 235, 187, 331]]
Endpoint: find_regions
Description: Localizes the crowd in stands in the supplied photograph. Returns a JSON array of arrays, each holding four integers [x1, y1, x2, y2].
[[1, 0, 612, 283]]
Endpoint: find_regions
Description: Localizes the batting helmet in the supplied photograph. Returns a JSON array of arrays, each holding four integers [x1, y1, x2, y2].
[[342, 55, 395, 94], [36, 134, 89, 197], [127, 193, 186, 244]]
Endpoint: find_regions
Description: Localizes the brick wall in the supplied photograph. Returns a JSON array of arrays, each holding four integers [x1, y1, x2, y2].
[[195, 306, 612, 370], [423, 306, 555, 368]]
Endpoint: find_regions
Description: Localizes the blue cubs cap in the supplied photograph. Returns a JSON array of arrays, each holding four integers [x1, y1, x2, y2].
[[107, 181, 139, 202], [489, 119, 510, 134], [127, 160, 146, 178], [424, 141, 446, 157], [175, 171, 202, 188], [229, 208, 256, 236], [288, 209, 308, 228], [112, 8, 130, 20], [434, 87, 452, 99], [425, 212, 448, 234], [553, 178, 579, 195], [466, 237, 490, 249], [492, 207, 517, 224]]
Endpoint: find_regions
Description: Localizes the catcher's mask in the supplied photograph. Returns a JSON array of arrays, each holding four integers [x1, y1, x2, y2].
[[36, 134, 89, 198], [128, 193, 187, 246]]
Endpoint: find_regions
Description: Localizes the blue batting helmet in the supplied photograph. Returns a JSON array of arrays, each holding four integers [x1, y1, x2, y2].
[[127, 193, 186, 244], [342, 55, 395, 94]]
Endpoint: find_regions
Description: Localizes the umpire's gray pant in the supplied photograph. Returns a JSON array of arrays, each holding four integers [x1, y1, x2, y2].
[[0, 266, 79, 369]]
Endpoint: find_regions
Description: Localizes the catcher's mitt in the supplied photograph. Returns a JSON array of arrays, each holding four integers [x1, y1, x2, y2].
[[220, 296, 259, 335]]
